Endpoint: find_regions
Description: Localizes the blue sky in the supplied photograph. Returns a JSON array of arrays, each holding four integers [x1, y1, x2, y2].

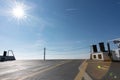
[[0, 0, 120, 59]]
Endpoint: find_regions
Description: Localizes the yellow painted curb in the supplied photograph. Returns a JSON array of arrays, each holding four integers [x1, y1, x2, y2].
[[74, 60, 88, 80]]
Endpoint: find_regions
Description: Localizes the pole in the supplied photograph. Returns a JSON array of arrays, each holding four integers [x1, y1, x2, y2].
[[107, 42, 111, 56], [44, 48, 46, 61]]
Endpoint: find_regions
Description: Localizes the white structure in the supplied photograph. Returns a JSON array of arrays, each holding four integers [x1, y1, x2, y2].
[[91, 52, 110, 61], [91, 39, 120, 61], [111, 49, 120, 61], [108, 38, 120, 61], [91, 52, 104, 60], [90, 42, 111, 61]]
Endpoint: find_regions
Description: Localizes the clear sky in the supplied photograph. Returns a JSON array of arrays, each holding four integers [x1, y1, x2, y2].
[[0, 0, 120, 59]]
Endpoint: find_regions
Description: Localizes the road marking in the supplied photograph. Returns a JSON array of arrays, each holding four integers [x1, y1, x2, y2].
[[0, 66, 27, 75], [89, 62, 111, 63], [16, 60, 72, 80], [84, 72, 92, 80], [74, 60, 88, 80]]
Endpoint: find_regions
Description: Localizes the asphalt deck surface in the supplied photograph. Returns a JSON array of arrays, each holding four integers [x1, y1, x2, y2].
[[86, 60, 120, 80], [0, 60, 83, 80]]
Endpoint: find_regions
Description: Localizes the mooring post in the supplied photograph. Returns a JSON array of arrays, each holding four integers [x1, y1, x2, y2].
[[44, 48, 46, 61]]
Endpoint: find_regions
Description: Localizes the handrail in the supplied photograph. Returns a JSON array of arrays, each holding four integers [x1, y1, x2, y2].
[[8, 50, 15, 56]]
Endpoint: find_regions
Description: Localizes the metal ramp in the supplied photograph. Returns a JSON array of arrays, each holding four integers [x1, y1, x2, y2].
[[0, 50, 16, 61]]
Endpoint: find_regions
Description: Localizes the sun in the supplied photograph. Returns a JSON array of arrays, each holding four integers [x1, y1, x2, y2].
[[12, 5, 25, 19], [4, 1, 31, 24], [11, 2, 27, 20]]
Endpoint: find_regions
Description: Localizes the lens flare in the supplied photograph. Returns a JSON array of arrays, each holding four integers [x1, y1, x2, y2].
[[97, 65, 101, 69]]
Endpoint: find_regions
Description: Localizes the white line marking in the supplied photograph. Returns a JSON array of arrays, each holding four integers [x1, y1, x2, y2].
[[83, 72, 93, 80]]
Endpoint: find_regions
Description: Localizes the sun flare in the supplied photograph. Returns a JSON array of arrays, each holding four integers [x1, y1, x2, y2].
[[11, 2, 27, 20], [12, 5, 25, 19], [3, 1, 31, 24]]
